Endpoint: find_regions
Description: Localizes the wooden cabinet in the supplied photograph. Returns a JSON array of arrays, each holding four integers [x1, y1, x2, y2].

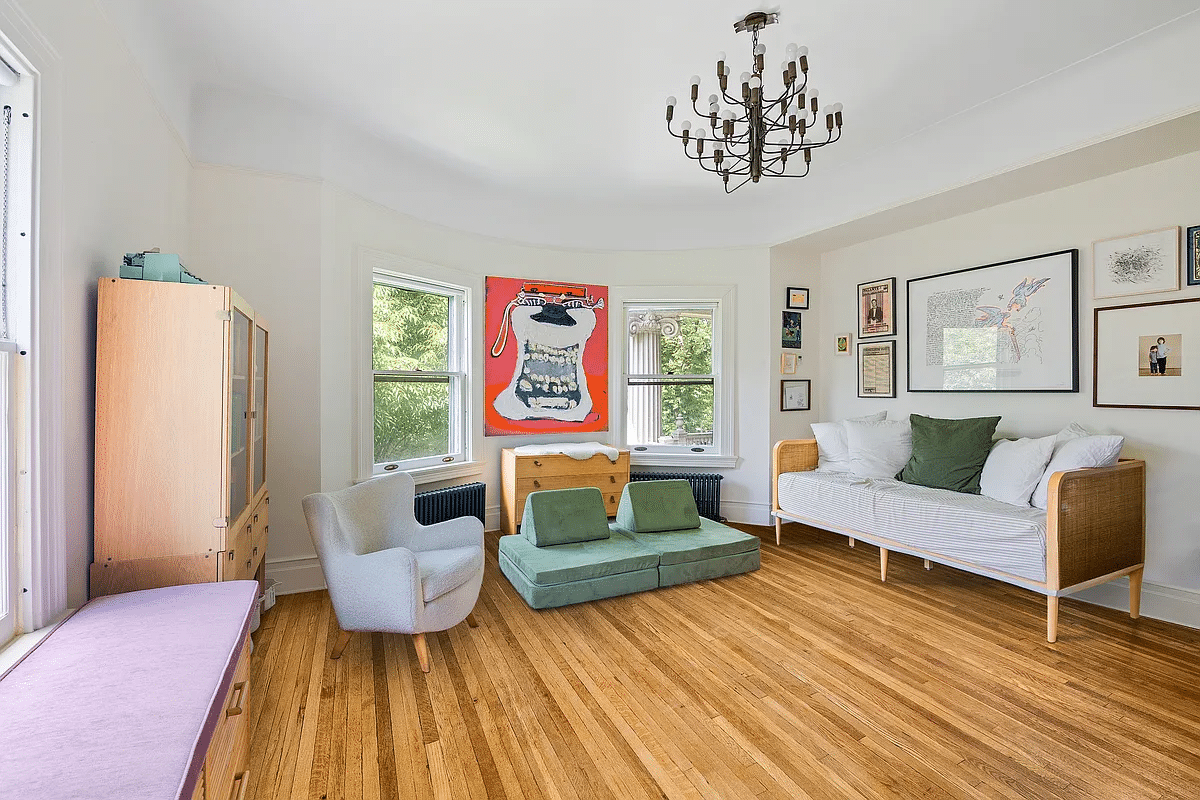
[[500, 448, 630, 534], [199, 634, 252, 800], [91, 278, 270, 596]]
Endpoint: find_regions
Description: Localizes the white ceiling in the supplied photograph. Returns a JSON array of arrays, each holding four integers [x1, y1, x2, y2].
[[97, 0, 1200, 250]]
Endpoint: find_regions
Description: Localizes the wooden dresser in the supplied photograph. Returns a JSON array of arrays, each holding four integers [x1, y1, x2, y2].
[[500, 448, 630, 534]]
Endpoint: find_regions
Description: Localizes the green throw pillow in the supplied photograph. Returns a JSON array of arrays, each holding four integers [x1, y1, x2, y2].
[[521, 487, 611, 547], [896, 414, 1001, 494], [615, 480, 702, 532]]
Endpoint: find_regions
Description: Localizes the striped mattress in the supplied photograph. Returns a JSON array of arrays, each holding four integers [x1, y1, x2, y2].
[[777, 471, 1047, 583]]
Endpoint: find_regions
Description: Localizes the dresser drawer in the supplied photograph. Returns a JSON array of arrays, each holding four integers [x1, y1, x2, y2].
[[512, 452, 630, 479], [204, 634, 250, 800]]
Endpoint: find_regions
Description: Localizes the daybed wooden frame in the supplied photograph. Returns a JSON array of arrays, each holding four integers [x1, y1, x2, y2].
[[771, 439, 1146, 643]]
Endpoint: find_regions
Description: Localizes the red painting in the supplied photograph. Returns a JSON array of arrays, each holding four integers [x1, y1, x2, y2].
[[485, 276, 608, 436]]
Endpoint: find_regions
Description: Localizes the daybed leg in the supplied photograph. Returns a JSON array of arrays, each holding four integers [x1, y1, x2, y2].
[[330, 629, 353, 660], [879, 548, 889, 582], [1129, 568, 1143, 619], [413, 632, 431, 673], [775, 516, 782, 546], [923, 559, 931, 570], [848, 537, 855, 548], [1047, 596, 1059, 643], [466, 612, 480, 628]]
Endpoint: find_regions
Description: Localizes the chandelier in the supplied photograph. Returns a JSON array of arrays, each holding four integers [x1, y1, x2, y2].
[[665, 10, 844, 193]]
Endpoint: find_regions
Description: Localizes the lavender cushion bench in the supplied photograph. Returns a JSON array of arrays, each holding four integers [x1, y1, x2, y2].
[[0, 581, 258, 800]]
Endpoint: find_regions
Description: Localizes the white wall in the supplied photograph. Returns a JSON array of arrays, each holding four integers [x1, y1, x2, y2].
[[813, 150, 1200, 625], [1, 0, 193, 610], [769, 249, 822, 450]]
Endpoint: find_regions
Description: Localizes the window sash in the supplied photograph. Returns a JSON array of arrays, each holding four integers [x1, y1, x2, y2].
[[370, 274, 467, 473]]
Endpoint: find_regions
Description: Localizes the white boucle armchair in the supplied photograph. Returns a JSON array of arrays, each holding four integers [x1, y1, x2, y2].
[[302, 471, 484, 671]]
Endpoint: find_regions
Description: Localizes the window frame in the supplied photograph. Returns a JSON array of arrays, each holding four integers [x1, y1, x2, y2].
[[356, 249, 481, 485], [612, 285, 737, 468]]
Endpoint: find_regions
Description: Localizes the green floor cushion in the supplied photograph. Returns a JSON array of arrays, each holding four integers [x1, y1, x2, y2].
[[498, 533, 660, 586], [499, 551, 659, 609], [615, 479, 702, 533], [658, 549, 761, 587], [522, 486, 612, 546], [613, 517, 759, 565]]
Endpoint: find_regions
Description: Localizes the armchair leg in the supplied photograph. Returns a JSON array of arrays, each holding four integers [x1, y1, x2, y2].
[[413, 632, 430, 673], [466, 612, 479, 629], [879, 548, 889, 582], [330, 629, 353, 660], [1129, 567, 1144, 619]]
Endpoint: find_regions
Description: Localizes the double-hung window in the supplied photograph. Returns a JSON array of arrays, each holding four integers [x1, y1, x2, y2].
[[370, 272, 468, 474], [621, 289, 736, 467]]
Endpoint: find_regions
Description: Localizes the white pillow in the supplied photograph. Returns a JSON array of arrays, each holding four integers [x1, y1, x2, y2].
[[1031, 432, 1124, 510], [812, 411, 887, 473], [846, 417, 912, 479], [979, 435, 1056, 507]]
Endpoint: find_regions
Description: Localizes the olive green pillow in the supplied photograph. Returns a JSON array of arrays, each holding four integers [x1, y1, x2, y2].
[[896, 414, 1001, 494]]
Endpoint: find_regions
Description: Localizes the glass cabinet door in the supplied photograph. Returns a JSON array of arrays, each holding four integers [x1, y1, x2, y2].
[[229, 308, 252, 524], [252, 322, 268, 495]]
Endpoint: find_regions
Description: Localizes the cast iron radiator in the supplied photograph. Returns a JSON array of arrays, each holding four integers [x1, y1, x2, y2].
[[413, 482, 486, 526], [629, 472, 724, 522]]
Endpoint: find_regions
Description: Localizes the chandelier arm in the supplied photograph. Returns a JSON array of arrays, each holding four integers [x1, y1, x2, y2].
[[724, 174, 755, 194]]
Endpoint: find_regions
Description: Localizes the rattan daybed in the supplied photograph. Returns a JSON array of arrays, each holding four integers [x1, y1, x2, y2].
[[771, 439, 1146, 643]]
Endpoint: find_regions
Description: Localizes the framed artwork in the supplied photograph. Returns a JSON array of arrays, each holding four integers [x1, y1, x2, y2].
[[1187, 225, 1200, 287], [785, 287, 809, 310], [782, 311, 802, 349], [1094, 297, 1200, 410], [834, 332, 852, 356], [857, 340, 895, 398], [857, 278, 895, 339], [780, 352, 798, 374], [484, 276, 609, 435], [907, 249, 1078, 393], [1093, 226, 1180, 299], [780, 379, 811, 411]]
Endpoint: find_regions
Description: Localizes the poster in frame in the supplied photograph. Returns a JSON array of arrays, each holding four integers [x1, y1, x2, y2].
[[1093, 226, 1180, 299], [1094, 296, 1200, 410], [780, 379, 811, 411], [834, 332, 852, 356], [780, 352, 798, 374], [906, 249, 1079, 393], [857, 278, 895, 339], [785, 286, 809, 310], [857, 340, 896, 399], [782, 311, 802, 349], [1187, 224, 1200, 287]]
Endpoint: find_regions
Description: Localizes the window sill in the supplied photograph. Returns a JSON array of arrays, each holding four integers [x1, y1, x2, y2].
[[0, 610, 74, 677], [629, 452, 738, 469], [358, 460, 485, 486]]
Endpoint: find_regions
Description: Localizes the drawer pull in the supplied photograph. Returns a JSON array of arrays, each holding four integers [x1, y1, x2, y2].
[[253, 514, 258, 523], [228, 550, 236, 561], [609, 475, 616, 483], [231, 770, 250, 800], [533, 480, 541, 488], [609, 495, 615, 503], [226, 680, 247, 716], [533, 459, 541, 467]]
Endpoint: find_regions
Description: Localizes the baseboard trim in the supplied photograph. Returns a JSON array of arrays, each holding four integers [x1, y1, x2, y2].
[[721, 500, 772, 527], [1072, 578, 1200, 630], [266, 555, 326, 596]]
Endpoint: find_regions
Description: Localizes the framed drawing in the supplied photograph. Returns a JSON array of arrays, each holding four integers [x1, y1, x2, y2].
[[780, 379, 811, 411], [907, 249, 1078, 393], [857, 278, 895, 339], [785, 286, 809, 310], [857, 340, 895, 399], [834, 332, 852, 356], [780, 352, 798, 374], [1187, 225, 1200, 287], [1093, 227, 1179, 299], [782, 311, 802, 349], [1094, 297, 1200, 410]]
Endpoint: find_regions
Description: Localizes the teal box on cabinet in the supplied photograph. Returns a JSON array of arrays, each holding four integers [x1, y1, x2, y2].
[[120, 252, 206, 284]]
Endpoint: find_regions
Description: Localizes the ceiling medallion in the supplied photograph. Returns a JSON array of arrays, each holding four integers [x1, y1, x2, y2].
[[665, 10, 844, 193]]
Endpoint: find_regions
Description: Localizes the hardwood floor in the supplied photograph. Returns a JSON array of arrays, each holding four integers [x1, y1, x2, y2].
[[247, 526, 1200, 799]]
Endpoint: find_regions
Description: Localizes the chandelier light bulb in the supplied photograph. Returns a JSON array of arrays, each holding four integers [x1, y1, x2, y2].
[[680, 120, 692, 130], [716, 51, 726, 62], [831, 102, 843, 112], [695, 128, 706, 140], [721, 109, 735, 120], [722, 64, 731, 76], [785, 43, 798, 56], [739, 71, 751, 84], [754, 43, 766, 56], [796, 46, 809, 57], [666, 96, 677, 108], [749, 76, 761, 89], [689, 75, 701, 86], [709, 103, 720, 115], [808, 87, 820, 98]]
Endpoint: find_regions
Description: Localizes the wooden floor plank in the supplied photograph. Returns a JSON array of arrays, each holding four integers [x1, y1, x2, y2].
[[248, 526, 1200, 800]]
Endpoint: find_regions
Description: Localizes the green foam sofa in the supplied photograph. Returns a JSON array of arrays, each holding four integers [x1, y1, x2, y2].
[[498, 481, 760, 609]]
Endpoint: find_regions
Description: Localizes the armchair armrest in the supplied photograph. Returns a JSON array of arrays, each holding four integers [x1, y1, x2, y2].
[[772, 439, 819, 511], [406, 515, 486, 553], [323, 546, 422, 632], [1046, 458, 1146, 591]]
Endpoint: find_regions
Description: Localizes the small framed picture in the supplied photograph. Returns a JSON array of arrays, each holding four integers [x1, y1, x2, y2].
[[858, 340, 896, 399], [786, 287, 809, 310], [1093, 226, 1180, 299], [780, 352, 798, 374], [1187, 225, 1200, 287], [834, 333, 852, 356], [857, 278, 896, 339], [780, 379, 811, 411], [782, 311, 802, 349], [1095, 297, 1200, 410]]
